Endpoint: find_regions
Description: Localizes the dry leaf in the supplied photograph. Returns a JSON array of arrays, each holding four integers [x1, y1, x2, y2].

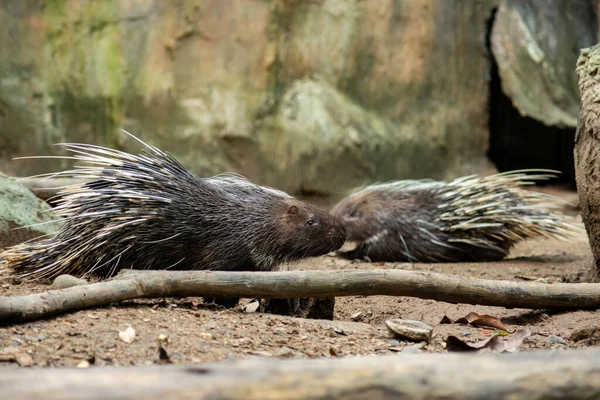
[[118, 327, 136, 344], [451, 312, 511, 332], [446, 327, 531, 353]]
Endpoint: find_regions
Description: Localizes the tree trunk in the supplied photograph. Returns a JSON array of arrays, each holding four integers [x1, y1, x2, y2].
[[574, 43, 600, 281]]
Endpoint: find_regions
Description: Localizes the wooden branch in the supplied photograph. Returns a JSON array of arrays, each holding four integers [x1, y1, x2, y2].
[[2, 269, 600, 322], [3, 348, 600, 399]]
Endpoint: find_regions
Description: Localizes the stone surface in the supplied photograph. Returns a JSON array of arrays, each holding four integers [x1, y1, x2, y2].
[[0, 0, 498, 195], [0, 173, 60, 249], [491, 0, 598, 128]]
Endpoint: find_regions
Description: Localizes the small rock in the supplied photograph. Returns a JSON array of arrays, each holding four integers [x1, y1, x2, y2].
[[461, 329, 471, 336], [157, 334, 169, 345], [77, 360, 90, 368], [15, 353, 34, 367], [246, 350, 273, 357], [388, 340, 401, 346], [351, 312, 363, 321], [52, 275, 88, 289], [547, 336, 566, 345], [385, 319, 433, 342], [118, 327, 136, 344], [571, 326, 600, 342], [275, 347, 296, 358], [332, 327, 347, 336], [244, 300, 260, 313]]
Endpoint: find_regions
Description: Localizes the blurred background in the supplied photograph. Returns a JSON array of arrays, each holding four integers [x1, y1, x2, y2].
[[0, 0, 596, 197]]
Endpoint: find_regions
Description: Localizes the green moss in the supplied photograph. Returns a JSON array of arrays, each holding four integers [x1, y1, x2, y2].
[[0, 174, 60, 237], [42, 0, 126, 150]]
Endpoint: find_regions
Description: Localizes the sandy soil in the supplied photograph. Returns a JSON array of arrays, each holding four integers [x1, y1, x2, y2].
[[1, 186, 599, 369]]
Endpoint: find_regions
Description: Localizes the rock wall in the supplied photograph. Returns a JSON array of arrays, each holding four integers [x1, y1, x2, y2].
[[2, 0, 580, 195]]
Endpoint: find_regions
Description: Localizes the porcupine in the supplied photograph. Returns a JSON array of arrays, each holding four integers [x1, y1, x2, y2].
[[0, 131, 347, 289], [330, 170, 581, 263]]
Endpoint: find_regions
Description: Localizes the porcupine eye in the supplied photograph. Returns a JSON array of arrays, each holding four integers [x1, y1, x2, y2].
[[344, 209, 359, 218], [306, 219, 316, 226]]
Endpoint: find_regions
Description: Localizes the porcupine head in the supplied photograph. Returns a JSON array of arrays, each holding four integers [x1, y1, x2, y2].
[[0, 134, 348, 281]]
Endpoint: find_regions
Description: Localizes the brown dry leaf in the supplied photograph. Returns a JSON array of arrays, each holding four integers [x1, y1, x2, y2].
[[118, 327, 136, 344], [446, 327, 531, 353], [454, 312, 511, 332]]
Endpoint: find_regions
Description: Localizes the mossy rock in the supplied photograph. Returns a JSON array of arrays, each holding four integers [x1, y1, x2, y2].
[[0, 173, 60, 250]]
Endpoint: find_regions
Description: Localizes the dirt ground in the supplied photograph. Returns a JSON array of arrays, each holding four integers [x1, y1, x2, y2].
[[1, 185, 599, 369]]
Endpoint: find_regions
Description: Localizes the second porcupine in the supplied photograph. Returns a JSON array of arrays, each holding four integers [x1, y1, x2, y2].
[[330, 170, 581, 263], [0, 131, 347, 281]]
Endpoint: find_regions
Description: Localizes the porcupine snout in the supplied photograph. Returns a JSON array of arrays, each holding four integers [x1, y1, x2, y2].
[[328, 223, 347, 250]]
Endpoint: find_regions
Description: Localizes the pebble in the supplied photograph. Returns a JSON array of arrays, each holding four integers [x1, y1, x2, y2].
[[53, 275, 89, 289], [385, 319, 433, 343], [15, 353, 34, 367], [547, 336, 566, 345], [388, 340, 401, 347], [275, 347, 296, 358], [571, 326, 600, 342], [461, 329, 471, 336], [351, 312, 363, 321]]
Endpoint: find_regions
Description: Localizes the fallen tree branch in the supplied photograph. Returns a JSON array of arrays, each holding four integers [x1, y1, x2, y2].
[[3, 349, 600, 399], [1, 269, 600, 322]]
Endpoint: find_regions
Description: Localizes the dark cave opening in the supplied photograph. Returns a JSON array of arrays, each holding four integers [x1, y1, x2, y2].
[[484, 8, 576, 187]]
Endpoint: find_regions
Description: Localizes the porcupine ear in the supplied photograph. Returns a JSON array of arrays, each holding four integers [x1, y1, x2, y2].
[[286, 205, 299, 215]]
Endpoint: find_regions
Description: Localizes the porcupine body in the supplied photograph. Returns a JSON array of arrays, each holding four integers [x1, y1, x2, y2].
[[330, 170, 581, 263], [0, 131, 347, 281]]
